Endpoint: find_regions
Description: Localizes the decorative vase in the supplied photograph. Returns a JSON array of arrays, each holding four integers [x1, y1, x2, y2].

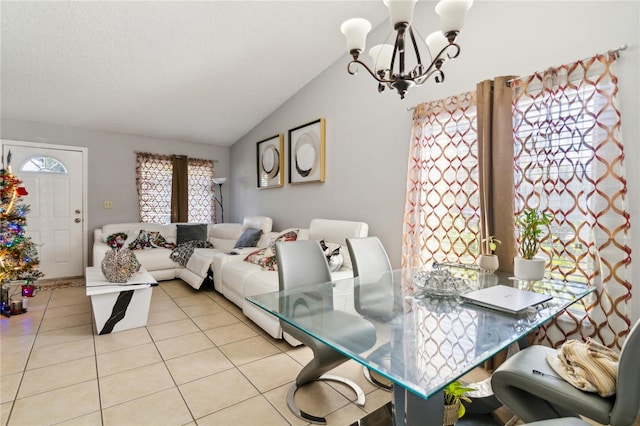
[[101, 248, 141, 283], [477, 254, 499, 273], [513, 257, 545, 281], [443, 401, 460, 426]]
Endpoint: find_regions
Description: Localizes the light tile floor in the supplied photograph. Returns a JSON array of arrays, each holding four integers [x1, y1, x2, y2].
[[1, 279, 392, 425]]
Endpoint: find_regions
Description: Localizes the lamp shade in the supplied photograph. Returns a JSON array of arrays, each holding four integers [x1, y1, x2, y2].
[[426, 31, 449, 62], [369, 44, 395, 73], [341, 18, 372, 53], [435, 0, 473, 33], [383, 0, 418, 26], [213, 177, 227, 185]]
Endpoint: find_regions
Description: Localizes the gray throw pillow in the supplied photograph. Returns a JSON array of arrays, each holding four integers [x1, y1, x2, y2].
[[176, 224, 208, 245], [234, 227, 263, 248]]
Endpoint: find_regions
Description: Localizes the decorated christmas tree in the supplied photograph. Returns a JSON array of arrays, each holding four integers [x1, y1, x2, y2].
[[0, 152, 44, 288]]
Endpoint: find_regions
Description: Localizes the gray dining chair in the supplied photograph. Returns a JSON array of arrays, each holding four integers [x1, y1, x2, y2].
[[346, 236, 395, 391], [275, 240, 376, 425], [491, 319, 640, 425]]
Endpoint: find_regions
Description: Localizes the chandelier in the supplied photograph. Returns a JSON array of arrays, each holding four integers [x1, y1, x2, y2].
[[341, 0, 473, 99]]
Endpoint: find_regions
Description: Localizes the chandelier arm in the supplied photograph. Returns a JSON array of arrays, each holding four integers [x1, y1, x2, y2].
[[444, 42, 461, 60], [414, 67, 446, 85], [411, 42, 461, 81], [346, 60, 390, 83], [389, 30, 401, 78], [408, 27, 423, 71]]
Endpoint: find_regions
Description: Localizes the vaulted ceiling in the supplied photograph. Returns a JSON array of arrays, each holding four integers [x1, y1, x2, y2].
[[1, 1, 388, 146]]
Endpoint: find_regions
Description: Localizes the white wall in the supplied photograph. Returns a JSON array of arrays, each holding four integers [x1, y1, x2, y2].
[[0, 119, 231, 255], [229, 2, 639, 320]]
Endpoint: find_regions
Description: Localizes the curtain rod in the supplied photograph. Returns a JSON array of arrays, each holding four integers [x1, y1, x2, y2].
[[407, 43, 628, 110], [505, 44, 627, 87]]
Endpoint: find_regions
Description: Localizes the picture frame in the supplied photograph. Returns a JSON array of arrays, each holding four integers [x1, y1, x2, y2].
[[256, 134, 284, 189], [288, 118, 325, 184]]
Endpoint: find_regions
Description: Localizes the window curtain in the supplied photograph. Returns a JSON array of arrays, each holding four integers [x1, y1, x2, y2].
[[137, 153, 216, 225], [136, 152, 172, 224], [477, 77, 518, 273], [187, 158, 215, 223], [171, 155, 188, 223], [402, 92, 479, 269], [511, 51, 631, 349]]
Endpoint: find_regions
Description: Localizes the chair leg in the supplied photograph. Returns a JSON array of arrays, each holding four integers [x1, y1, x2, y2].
[[286, 374, 366, 425], [363, 365, 393, 391]]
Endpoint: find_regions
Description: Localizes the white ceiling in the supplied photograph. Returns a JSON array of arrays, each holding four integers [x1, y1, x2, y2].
[[1, 1, 388, 146]]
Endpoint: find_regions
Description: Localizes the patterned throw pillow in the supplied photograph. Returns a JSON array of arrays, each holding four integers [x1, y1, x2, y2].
[[128, 230, 176, 250], [244, 229, 299, 271], [105, 232, 128, 249]]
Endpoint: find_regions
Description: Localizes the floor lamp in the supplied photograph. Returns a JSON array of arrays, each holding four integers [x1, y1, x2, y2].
[[213, 177, 227, 223]]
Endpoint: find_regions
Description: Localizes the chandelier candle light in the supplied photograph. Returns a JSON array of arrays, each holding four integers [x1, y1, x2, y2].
[[341, 0, 473, 99]]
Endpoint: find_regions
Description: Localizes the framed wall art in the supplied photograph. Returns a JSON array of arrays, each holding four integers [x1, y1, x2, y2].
[[256, 134, 284, 189], [288, 118, 325, 184]]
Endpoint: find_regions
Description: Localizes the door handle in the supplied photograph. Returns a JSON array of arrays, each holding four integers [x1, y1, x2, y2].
[[74, 218, 81, 223]]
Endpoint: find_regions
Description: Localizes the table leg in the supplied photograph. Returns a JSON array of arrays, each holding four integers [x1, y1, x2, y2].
[[393, 386, 444, 426]]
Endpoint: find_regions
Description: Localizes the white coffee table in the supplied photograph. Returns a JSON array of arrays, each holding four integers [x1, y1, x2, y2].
[[86, 266, 157, 335]]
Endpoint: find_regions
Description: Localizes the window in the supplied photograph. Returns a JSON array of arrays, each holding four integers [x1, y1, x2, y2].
[[187, 159, 215, 223], [136, 153, 216, 224], [20, 156, 67, 173], [511, 51, 631, 348]]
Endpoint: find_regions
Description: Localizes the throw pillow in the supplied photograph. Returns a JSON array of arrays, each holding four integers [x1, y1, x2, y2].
[[176, 224, 208, 246], [105, 232, 128, 249], [128, 230, 175, 250], [234, 227, 263, 248], [244, 229, 299, 271], [320, 240, 344, 272]]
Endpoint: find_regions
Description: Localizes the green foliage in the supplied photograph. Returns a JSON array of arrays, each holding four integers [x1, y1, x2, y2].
[[516, 208, 553, 259], [481, 235, 501, 255], [444, 380, 474, 418]]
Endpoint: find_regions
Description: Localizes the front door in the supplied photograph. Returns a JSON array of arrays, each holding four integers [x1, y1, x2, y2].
[[1, 141, 86, 279]]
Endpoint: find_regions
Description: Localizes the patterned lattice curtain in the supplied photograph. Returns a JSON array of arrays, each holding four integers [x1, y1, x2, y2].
[[136, 153, 216, 225], [136, 152, 172, 224], [402, 92, 480, 269], [511, 51, 632, 349], [188, 158, 215, 223]]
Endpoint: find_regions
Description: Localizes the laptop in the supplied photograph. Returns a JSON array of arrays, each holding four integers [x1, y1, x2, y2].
[[461, 285, 553, 314]]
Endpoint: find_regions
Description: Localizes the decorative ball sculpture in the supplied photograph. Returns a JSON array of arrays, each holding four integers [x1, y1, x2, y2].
[[101, 248, 141, 283]]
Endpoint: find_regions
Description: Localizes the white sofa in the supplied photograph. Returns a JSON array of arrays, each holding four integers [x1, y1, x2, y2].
[[216, 218, 369, 345], [93, 217, 368, 343], [92, 216, 273, 282]]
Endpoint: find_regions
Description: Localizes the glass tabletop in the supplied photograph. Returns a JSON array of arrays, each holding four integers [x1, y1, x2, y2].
[[247, 265, 593, 400]]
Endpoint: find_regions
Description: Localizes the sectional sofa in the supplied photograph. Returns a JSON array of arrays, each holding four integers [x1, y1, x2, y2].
[[92, 217, 369, 342]]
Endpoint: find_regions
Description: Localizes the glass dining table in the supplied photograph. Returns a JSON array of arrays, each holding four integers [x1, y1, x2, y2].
[[247, 265, 594, 426]]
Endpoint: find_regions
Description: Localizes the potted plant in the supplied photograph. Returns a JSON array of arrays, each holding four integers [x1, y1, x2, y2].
[[443, 380, 474, 426], [514, 208, 553, 280], [477, 235, 501, 273]]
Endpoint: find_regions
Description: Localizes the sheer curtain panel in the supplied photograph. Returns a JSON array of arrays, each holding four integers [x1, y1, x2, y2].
[[402, 92, 479, 269], [511, 51, 632, 349]]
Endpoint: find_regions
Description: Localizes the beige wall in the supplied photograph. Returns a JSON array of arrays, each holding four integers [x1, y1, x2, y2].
[[228, 1, 639, 320]]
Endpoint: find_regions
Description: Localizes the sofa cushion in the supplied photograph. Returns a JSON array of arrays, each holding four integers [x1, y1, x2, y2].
[[244, 229, 299, 271], [234, 227, 263, 248], [243, 216, 273, 233], [177, 224, 208, 245]]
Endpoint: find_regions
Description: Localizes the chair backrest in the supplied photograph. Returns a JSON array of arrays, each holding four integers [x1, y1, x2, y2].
[[347, 236, 396, 321], [346, 236, 392, 277], [611, 319, 640, 425], [275, 240, 333, 337], [275, 240, 331, 292]]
